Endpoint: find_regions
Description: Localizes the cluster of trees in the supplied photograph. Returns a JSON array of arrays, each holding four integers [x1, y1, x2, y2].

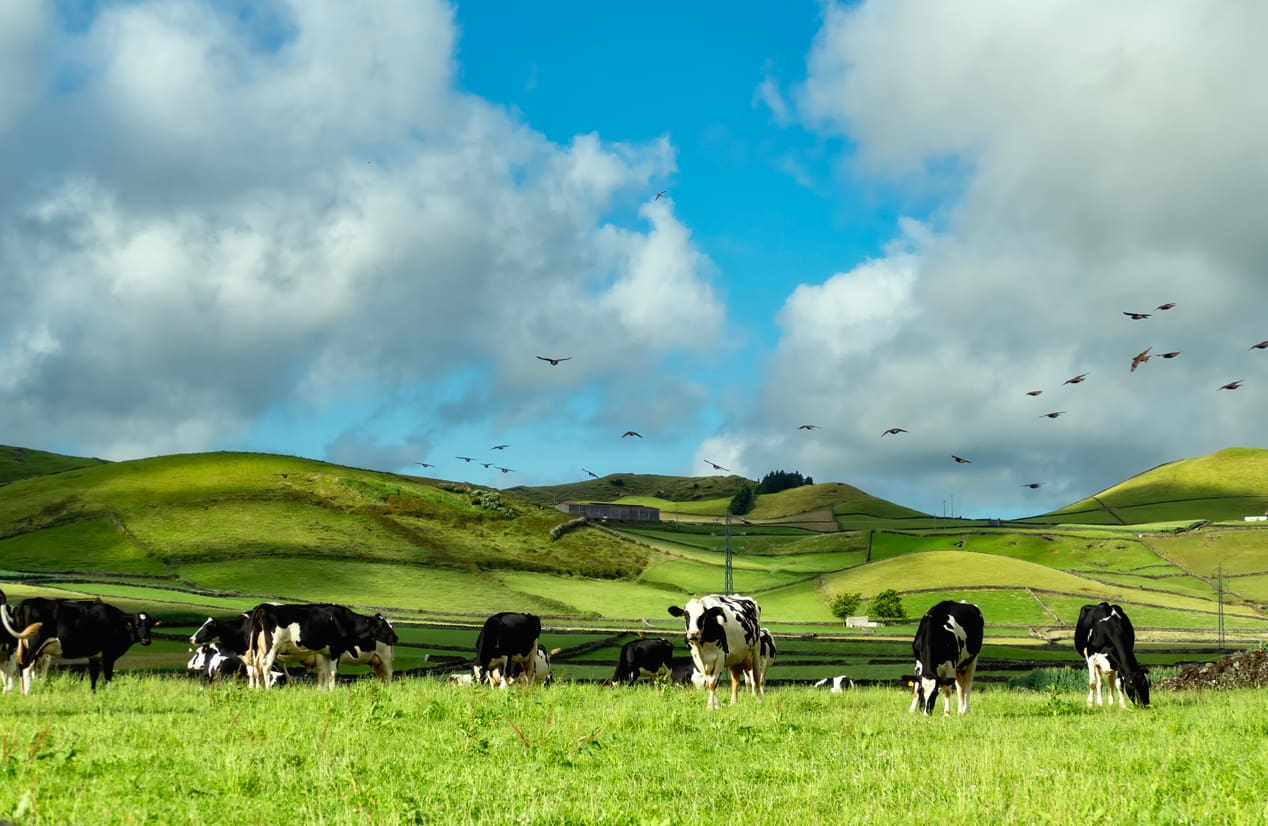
[[728, 469, 813, 516], [830, 589, 906, 621], [756, 470, 813, 494]]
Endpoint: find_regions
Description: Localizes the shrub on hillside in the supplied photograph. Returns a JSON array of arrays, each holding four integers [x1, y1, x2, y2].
[[869, 589, 906, 620]]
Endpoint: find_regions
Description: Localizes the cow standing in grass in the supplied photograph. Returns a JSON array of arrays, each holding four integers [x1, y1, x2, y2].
[[667, 594, 762, 710], [611, 638, 674, 686], [473, 612, 541, 687], [910, 600, 983, 716], [1075, 602, 1150, 708]]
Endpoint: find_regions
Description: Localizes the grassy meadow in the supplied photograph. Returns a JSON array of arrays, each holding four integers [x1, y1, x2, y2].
[[0, 676, 1264, 825]]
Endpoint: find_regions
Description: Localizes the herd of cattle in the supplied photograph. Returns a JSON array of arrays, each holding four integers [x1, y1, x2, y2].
[[0, 590, 1151, 711]]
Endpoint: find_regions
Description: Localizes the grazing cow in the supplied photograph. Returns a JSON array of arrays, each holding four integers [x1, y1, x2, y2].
[[814, 675, 853, 693], [247, 603, 394, 689], [1075, 602, 1150, 708], [473, 612, 541, 687], [667, 594, 762, 709], [190, 614, 252, 653], [667, 656, 705, 687], [611, 638, 674, 685], [447, 672, 475, 686], [910, 600, 984, 716], [195, 610, 396, 681], [0, 593, 42, 693], [187, 642, 284, 687], [502, 645, 561, 687], [1, 597, 156, 693]]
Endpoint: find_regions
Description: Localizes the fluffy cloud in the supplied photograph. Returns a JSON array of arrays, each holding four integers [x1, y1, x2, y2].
[[0, 2, 722, 462], [739, 1, 1268, 516]]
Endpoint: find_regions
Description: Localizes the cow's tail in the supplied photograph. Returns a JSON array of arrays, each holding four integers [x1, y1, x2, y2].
[[0, 605, 41, 640]]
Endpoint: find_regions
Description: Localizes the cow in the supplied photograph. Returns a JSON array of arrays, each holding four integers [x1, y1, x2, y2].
[[0, 597, 156, 694], [194, 610, 396, 681], [190, 614, 252, 653], [246, 603, 395, 689], [814, 675, 853, 693], [749, 627, 776, 692], [667, 594, 762, 709], [1075, 602, 1150, 708], [447, 672, 475, 686], [501, 645, 561, 687], [473, 612, 541, 687], [187, 642, 284, 687], [910, 600, 984, 716], [0, 592, 42, 693], [611, 638, 673, 686], [668, 656, 704, 687]]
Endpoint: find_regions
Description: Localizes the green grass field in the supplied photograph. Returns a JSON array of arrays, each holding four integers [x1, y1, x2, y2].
[[0, 677, 1263, 825]]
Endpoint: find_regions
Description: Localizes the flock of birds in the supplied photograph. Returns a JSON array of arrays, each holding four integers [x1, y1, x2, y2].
[[407, 247, 1266, 504]]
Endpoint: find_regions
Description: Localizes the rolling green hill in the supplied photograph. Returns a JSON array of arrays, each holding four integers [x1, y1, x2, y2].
[[0, 448, 1266, 648], [0, 444, 107, 485]]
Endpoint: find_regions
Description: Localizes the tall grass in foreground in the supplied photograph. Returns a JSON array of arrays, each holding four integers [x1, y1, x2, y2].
[[0, 676, 1265, 825]]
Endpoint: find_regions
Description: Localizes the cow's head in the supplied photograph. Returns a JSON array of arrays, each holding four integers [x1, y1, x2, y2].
[[369, 613, 399, 645], [667, 601, 727, 650], [189, 616, 216, 646], [132, 612, 157, 645], [1123, 668, 1151, 707]]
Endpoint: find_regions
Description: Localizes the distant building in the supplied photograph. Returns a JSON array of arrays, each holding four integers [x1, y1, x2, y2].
[[1245, 515, 1267, 522], [845, 615, 881, 629], [557, 501, 660, 522]]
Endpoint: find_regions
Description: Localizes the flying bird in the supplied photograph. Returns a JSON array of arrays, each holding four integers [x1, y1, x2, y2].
[[415, 462, 435, 469], [1130, 347, 1152, 372], [1040, 411, 1066, 419], [456, 456, 474, 462], [952, 455, 972, 464], [1219, 380, 1243, 391], [704, 460, 731, 472], [1251, 341, 1268, 350], [798, 424, 821, 431], [654, 190, 666, 201], [536, 356, 572, 365], [1064, 374, 1087, 385], [582, 468, 599, 479], [480, 462, 496, 469], [1156, 302, 1176, 310], [1021, 482, 1043, 489], [621, 431, 643, 438], [490, 444, 510, 450], [1123, 311, 1151, 320], [1025, 390, 1043, 397], [495, 466, 514, 474], [1159, 351, 1181, 359], [881, 427, 907, 436]]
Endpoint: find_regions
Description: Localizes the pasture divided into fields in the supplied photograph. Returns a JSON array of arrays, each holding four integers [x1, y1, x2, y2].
[[1, 447, 1266, 685]]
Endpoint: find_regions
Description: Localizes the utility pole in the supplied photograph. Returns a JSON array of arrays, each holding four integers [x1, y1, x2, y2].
[[711, 510, 745, 595], [1216, 564, 1225, 650]]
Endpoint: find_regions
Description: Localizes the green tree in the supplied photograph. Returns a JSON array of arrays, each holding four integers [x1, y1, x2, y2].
[[729, 483, 756, 516], [869, 588, 906, 620], [829, 592, 862, 621]]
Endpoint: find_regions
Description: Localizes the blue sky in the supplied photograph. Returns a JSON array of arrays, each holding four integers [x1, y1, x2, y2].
[[3, 1, 1267, 519]]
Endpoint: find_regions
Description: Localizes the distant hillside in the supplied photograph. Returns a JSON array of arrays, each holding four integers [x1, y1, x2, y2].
[[508, 473, 753, 507], [0, 445, 107, 485], [1037, 447, 1268, 525]]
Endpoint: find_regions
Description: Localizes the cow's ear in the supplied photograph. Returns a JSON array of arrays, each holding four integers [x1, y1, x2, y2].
[[667, 605, 685, 617]]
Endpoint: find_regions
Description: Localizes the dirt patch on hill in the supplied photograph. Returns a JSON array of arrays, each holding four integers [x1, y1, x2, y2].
[[1159, 648, 1268, 690]]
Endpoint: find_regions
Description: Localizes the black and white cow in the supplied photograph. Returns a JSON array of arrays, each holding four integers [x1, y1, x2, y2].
[[668, 656, 704, 687], [190, 614, 252, 653], [1075, 602, 1150, 708], [611, 638, 673, 685], [667, 594, 762, 709], [910, 600, 984, 716], [0, 591, 42, 693], [502, 644, 561, 687], [196, 610, 396, 681], [187, 642, 284, 686], [246, 603, 394, 689], [0, 597, 157, 693], [814, 675, 853, 693], [746, 627, 777, 692], [473, 612, 541, 687]]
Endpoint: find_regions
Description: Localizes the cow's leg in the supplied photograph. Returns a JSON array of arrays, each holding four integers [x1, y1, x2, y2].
[[88, 660, 101, 692], [1113, 672, 1126, 709], [728, 664, 743, 705], [0, 656, 14, 693], [956, 660, 978, 715], [704, 672, 721, 710]]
